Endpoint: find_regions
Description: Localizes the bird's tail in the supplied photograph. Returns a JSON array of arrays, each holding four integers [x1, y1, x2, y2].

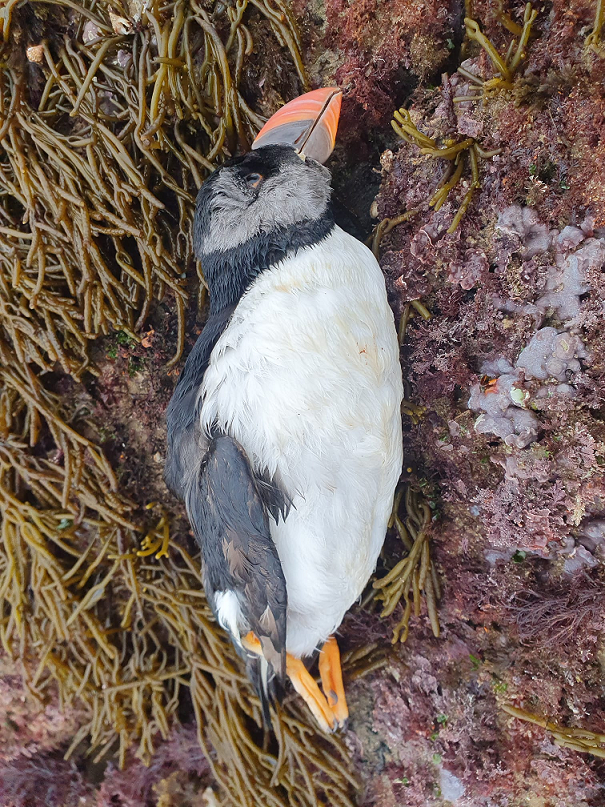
[[246, 654, 285, 729]]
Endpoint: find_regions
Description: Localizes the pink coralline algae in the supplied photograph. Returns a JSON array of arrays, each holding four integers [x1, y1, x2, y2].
[[516, 327, 586, 382], [447, 248, 489, 290], [468, 325, 586, 449], [538, 235, 605, 321], [469, 368, 541, 449], [365, 6, 605, 796], [496, 204, 553, 259]]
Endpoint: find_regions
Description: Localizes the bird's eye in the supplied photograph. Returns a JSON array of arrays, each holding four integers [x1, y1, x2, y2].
[[245, 172, 263, 189]]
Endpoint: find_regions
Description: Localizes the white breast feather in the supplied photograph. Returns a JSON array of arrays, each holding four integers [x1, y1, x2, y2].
[[200, 226, 403, 657]]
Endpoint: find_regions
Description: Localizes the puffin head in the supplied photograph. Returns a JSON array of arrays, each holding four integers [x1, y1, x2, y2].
[[193, 145, 332, 258], [193, 88, 343, 311]]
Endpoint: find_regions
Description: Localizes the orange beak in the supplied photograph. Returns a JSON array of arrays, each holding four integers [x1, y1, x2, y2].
[[251, 88, 342, 164]]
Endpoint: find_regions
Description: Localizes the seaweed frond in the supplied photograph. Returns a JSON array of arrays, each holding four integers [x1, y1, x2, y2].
[[586, 0, 605, 51], [457, 3, 538, 103], [0, 0, 308, 375], [373, 486, 441, 643], [137, 510, 170, 559], [391, 108, 499, 233], [342, 642, 389, 681], [370, 210, 420, 258], [503, 705, 605, 758]]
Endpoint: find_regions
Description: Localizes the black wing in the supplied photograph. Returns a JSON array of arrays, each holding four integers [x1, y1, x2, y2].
[[186, 434, 287, 722], [164, 307, 234, 499], [165, 304, 291, 516], [164, 307, 289, 721]]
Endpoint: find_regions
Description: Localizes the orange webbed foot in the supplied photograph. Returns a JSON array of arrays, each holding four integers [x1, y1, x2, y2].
[[318, 635, 348, 728], [286, 654, 338, 733], [244, 631, 348, 733]]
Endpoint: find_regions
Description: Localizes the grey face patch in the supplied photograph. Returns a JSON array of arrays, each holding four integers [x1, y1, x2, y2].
[[198, 148, 331, 256]]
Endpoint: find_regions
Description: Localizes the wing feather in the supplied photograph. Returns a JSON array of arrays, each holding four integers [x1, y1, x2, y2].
[[164, 308, 234, 498], [186, 434, 287, 721]]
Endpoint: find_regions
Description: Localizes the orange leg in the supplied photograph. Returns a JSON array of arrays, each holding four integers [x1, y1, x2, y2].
[[286, 654, 337, 733], [242, 630, 263, 654], [318, 635, 349, 727], [243, 631, 340, 733]]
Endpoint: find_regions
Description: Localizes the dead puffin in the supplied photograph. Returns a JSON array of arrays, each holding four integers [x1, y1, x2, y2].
[[165, 88, 403, 731]]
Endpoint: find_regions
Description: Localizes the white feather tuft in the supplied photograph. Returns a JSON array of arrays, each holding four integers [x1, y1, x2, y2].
[[214, 590, 243, 644]]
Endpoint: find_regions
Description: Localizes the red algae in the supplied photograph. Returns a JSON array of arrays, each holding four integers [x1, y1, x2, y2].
[[291, 0, 461, 143], [337, 1, 605, 803]]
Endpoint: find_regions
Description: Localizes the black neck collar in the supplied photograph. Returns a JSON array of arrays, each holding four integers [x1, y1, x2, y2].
[[200, 210, 335, 315]]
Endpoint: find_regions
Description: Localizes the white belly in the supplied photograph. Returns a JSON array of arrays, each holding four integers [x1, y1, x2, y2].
[[200, 226, 403, 656]]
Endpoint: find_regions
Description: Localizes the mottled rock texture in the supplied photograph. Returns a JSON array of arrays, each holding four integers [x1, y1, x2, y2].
[[355, 1, 605, 804]]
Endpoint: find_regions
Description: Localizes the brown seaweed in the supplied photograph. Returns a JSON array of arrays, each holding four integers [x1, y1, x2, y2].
[[388, 4, 539, 233], [391, 107, 500, 234], [373, 486, 441, 643], [0, 1, 362, 804], [502, 705, 605, 759], [0, 0, 306, 374], [586, 0, 605, 51], [457, 3, 538, 102]]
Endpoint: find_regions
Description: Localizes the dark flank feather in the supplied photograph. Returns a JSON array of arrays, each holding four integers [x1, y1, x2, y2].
[[164, 308, 234, 498], [186, 435, 287, 724]]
